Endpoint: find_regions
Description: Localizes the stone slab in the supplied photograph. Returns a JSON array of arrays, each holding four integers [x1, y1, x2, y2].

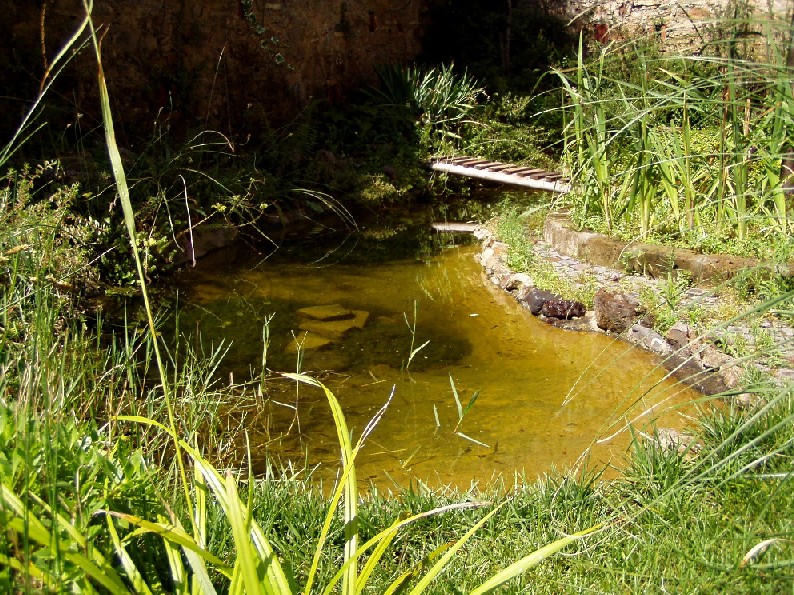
[[287, 332, 332, 352], [297, 304, 354, 322], [298, 310, 369, 339], [543, 212, 793, 284]]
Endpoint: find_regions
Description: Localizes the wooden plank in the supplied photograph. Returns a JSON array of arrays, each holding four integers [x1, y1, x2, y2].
[[483, 164, 513, 172], [472, 161, 504, 170], [431, 222, 479, 233], [429, 161, 570, 193]]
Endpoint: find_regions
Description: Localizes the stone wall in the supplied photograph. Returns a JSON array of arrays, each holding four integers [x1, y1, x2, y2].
[[1, 1, 429, 144], [3, 1, 792, 146], [541, 0, 793, 53]]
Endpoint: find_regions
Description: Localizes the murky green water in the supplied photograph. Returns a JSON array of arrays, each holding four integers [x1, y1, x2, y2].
[[171, 224, 698, 490]]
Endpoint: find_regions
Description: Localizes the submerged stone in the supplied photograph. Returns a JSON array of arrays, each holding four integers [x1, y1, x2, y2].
[[298, 310, 369, 339], [301, 349, 352, 372], [297, 304, 354, 321], [287, 331, 332, 352]]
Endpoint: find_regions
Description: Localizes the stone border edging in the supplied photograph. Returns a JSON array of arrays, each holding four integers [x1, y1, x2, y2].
[[543, 212, 794, 284], [473, 221, 793, 405]]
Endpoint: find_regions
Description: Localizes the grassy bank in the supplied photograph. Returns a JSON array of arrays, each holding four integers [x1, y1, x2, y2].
[[1, 288, 792, 591]]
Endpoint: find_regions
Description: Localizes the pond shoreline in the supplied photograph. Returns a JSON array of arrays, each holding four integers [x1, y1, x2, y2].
[[471, 214, 794, 409]]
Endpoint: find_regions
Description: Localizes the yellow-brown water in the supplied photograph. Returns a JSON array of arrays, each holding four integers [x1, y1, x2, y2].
[[174, 233, 699, 491]]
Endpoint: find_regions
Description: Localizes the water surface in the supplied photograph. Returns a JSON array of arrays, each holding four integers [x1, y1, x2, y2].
[[172, 225, 698, 490]]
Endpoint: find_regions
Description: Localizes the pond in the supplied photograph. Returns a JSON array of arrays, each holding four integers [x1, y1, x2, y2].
[[169, 212, 699, 491]]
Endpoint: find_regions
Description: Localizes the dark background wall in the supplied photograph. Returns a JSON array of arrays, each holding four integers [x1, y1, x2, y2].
[[2, 1, 430, 147], [4, 0, 791, 151]]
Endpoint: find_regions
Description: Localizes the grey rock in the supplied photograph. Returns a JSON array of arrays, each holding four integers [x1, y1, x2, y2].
[[666, 322, 693, 350], [734, 393, 764, 409], [649, 428, 698, 453], [502, 272, 534, 292], [699, 344, 733, 370], [626, 324, 673, 357], [480, 247, 495, 267]]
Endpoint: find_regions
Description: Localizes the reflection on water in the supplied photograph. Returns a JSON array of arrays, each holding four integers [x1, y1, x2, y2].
[[171, 227, 699, 490]]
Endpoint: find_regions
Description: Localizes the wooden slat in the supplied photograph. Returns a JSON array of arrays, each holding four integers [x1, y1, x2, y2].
[[500, 166, 536, 174], [514, 169, 549, 177], [447, 157, 479, 164], [472, 161, 505, 170], [455, 158, 490, 166]]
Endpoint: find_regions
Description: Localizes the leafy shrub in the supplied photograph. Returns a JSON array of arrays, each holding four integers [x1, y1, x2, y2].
[[0, 164, 104, 309]]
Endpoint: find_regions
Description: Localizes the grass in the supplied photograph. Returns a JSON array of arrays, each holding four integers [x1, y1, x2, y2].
[[495, 203, 599, 306], [555, 19, 794, 258], [2, 367, 791, 591]]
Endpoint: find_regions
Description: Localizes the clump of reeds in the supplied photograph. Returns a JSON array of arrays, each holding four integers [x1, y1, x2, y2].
[[556, 15, 794, 255]]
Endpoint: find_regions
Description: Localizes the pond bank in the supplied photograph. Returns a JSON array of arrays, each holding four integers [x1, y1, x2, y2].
[[472, 213, 794, 409]]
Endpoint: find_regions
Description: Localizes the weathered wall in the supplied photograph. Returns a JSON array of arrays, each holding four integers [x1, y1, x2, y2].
[[4, 1, 792, 147], [2, 1, 429, 144], [542, 0, 793, 53]]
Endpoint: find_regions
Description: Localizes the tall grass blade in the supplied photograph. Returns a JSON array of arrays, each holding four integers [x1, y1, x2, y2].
[[82, 0, 196, 545], [102, 511, 230, 571], [321, 502, 490, 593], [455, 431, 490, 449], [113, 415, 293, 590], [470, 524, 603, 593], [105, 515, 154, 595], [450, 375, 463, 421], [407, 503, 505, 593], [283, 373, 358, 594], [225, 472, 265, 594]]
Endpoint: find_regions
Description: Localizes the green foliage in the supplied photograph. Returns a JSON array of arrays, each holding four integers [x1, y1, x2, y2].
[[463, 92, 559, 168], [0, 405, 161, 591], [0, 164, 104, 315], [557, 22, 794, 257], [368, 63, 485, 154]]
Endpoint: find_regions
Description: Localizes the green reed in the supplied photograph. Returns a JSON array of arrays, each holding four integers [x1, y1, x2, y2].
[[556, 15, 794, 251]]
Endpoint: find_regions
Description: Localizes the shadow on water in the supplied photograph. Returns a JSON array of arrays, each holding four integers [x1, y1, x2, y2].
[[163, 209, 701, 491]]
